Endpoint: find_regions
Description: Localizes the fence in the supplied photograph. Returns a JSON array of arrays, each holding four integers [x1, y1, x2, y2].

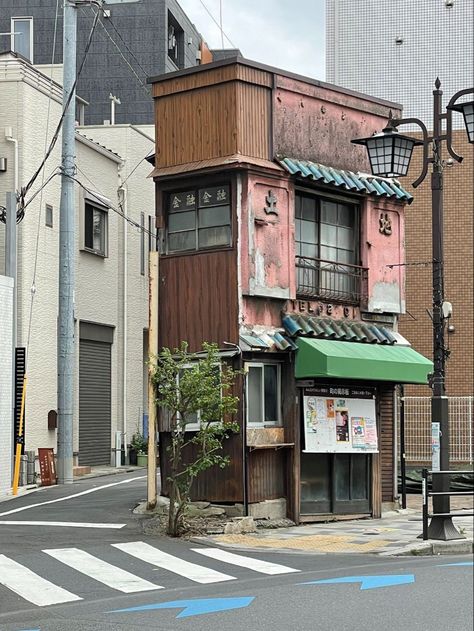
[[403, 396, 473, 464]]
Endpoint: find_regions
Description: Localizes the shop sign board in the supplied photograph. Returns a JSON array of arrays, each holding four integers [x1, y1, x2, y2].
[[303, 386, 378, 453]]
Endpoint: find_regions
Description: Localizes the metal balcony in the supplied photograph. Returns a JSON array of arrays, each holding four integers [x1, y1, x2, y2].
[[296, 256, 368, 305]]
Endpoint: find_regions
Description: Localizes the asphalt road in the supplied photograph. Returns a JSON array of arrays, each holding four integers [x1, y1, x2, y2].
[[0, 471, 472, 631]]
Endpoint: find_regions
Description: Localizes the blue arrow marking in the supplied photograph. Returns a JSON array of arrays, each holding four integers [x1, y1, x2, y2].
[[301, 574, 415, 590], [110, 596, 255, 619], [438, 561, 473, 567]]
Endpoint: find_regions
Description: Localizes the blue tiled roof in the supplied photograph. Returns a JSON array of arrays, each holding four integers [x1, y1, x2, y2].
[[277, 157, 413, 204], [282, 314, 398, 345]]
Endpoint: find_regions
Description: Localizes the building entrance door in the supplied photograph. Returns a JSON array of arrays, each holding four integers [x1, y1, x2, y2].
[[300, 452, 371, 515]]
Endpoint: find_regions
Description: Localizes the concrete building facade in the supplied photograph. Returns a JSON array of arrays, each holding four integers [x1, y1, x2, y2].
[[326, 0, 474, 129], [0, 53, 154, 474], [0, 0, 204, 125], [326, 0, 474, 400]]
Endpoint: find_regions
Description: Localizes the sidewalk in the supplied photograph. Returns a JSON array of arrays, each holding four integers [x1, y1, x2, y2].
[[197, 496, 473, 557]]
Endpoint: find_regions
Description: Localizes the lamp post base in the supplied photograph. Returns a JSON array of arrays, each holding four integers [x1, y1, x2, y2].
[[427, 515, 465, 541]]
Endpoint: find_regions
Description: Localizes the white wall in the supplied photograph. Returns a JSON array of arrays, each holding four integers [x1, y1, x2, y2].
[[0, 276, 14, 495], [0, 55, 152, 465]]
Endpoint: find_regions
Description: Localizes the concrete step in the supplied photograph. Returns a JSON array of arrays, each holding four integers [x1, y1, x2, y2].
[[73, 466, 91, 477]]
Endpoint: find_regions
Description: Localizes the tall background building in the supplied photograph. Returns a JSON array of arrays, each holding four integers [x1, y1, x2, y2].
[[0, 0, 207, 125], [326, 0, 473, 464], [326, 0, 474, 130]]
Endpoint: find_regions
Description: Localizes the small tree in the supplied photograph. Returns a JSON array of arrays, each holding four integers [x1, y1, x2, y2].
[[151, 342, 240, 537]]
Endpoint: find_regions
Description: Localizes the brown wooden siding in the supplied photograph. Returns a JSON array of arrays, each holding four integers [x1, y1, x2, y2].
[[152, 63, 273, 98], [159, 431, 244, 503], [158, 249, 239, 352], [378, 385, 395, 503], [236, 83, 270, 160], [248, 449, 286, 502], [155, 84, 238, 168]]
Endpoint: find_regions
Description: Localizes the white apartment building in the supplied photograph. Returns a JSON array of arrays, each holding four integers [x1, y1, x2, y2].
[[0, 52, 154, 475], [326, 0, 474, 128]]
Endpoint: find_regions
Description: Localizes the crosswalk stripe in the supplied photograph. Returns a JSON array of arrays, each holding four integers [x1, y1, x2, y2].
[[192, 547, 301, 575], [0, 554, 82, 607], [112, 541, 236, 584], [43, 548, 163, 593]]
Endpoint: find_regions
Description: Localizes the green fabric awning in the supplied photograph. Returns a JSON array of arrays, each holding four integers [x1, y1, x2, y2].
[[295, 338, 433, 384]]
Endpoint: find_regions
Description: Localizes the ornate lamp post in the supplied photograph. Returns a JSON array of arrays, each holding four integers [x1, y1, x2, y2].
[[352, 80, 474, 540]]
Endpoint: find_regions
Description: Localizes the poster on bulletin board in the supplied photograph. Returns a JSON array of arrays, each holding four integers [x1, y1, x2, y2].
[[303, 385, 378, 453]]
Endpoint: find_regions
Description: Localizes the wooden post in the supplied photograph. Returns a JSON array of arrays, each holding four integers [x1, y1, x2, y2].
[[147, 251, 159, 510]]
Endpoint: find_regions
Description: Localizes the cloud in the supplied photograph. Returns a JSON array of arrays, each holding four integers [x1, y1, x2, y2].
[[178, 0, 326, 80]]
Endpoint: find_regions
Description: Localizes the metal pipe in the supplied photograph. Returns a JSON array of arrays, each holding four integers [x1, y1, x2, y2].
[[119, 184, 128, 464]]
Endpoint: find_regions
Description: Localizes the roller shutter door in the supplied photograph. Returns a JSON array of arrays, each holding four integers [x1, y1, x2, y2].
[[79, 338, 111, 466]]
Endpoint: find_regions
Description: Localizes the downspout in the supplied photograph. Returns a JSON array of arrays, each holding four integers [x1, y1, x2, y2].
[[5, 128, 18, 349], [119, 182, 128, 463]]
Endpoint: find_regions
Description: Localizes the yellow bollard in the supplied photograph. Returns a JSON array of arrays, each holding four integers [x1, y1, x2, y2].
[[12, 374, 27, 496]]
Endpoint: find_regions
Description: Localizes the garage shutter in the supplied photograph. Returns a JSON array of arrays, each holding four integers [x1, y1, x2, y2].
[[79, 339, 111, 466]]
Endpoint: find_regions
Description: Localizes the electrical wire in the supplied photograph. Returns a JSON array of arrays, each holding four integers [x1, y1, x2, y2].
[[197, 0, 237, 49], [91, 8, 151, 96], [26, 0, 62, 355], [100, 12, 151, 83], [69, 172, 157, 240], [120, 146, 155, 188], [19, 6, 101, 209]]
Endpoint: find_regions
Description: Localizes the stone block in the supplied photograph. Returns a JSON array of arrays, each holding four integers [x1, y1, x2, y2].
[[224, 516, 257, 534], [248, 498, 287, 520], [185, 505, 226, 517]]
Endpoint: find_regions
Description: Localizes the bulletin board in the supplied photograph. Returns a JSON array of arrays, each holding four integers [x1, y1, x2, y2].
[[303, 386, 378, 453]]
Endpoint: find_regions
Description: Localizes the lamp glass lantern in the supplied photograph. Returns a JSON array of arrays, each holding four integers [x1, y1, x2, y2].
[[352, 126, 423, 178], [449, 100, 474, 143]]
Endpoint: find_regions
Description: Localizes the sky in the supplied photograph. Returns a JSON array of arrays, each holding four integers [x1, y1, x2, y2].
[[178, 0, 327, 80]]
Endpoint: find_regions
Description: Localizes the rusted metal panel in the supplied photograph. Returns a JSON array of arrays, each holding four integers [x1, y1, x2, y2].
[[149, 155, 282, 179], [248, 448, 286, 503], [159, 431, 244, 503], [158, 249, 239, 352]]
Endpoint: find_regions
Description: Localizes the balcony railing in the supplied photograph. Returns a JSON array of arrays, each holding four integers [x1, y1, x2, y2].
[[296, 256, 368, 305]]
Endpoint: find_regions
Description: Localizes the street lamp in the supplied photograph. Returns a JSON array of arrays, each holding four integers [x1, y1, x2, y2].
[[352, 79, 474, 541]]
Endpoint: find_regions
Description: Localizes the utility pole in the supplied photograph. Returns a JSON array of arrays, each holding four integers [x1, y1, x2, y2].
[[57, 0, 77, 485], [147, 251, 159, 509]]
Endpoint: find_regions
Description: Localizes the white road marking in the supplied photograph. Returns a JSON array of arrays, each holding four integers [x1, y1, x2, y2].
[[43, 548, 162, 593], [0, 475, 145, 517], [0, 554, 82, 607], [0, 520, 125, 529], [192, 547, 301, 575], [113, 541, 236, 584]]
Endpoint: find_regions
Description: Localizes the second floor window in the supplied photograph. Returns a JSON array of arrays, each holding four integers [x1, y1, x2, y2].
[[166, 184, 231, 253], [11, 17, 33, 62], [84, 202, 108, 257], [296, 193, 362, 303]]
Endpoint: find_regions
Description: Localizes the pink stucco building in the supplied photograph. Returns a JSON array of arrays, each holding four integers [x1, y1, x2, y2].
[[149, 58, 432, 522]]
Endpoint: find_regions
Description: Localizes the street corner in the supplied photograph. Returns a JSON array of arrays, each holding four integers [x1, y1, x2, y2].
[[209, 532, 394, 554]]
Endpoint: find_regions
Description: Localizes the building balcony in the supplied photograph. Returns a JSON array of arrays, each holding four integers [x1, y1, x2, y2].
[[296, 256, 368, 305]]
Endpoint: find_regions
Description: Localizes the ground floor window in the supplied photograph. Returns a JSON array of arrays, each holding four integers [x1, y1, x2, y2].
[[246, 362, 281, 425]]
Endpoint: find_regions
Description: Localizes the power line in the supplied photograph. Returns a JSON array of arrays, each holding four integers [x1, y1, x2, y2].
[[197, 0, 238, 49], [19, 6, 101, 209], [89, 7, 151, 96], [101, 12, 151, 82], [120, 146, 155, 188], [71, 170, 157, 240]]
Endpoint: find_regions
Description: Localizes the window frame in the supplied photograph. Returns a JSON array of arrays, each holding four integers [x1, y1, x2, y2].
[[294, 190, 360, 266], [45, 203, 53, 228], [82, 200, 109, 258], [165, 183, 232, 254], [11, 17, 33, 62], [245, 361, 282, 427]]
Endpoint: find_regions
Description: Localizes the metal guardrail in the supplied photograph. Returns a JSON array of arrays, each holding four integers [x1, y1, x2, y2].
[[295, 256, 368, 305], [422, 469, 474, 540]]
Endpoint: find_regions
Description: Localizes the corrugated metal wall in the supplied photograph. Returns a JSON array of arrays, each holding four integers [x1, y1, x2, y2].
[[79, 339, 112, 466]]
